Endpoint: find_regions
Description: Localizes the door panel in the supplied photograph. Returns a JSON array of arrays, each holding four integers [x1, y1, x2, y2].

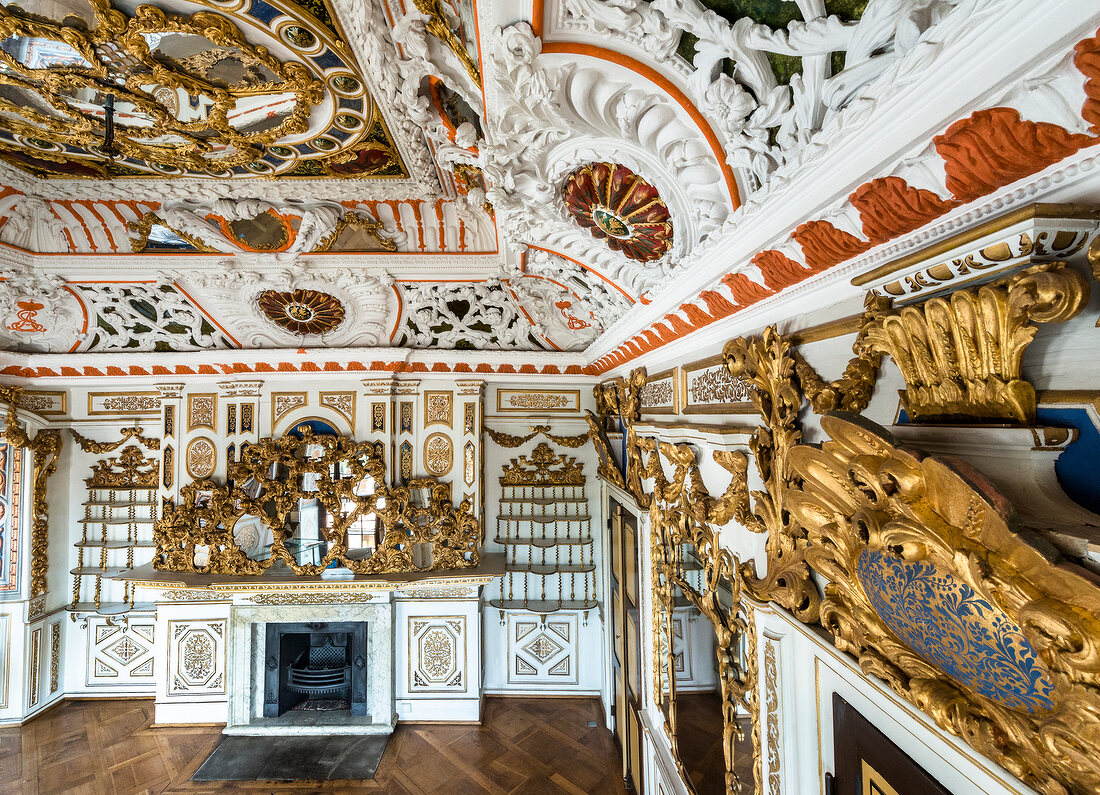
[[833, 694, 952, 795], [609, 497, 644, 792]]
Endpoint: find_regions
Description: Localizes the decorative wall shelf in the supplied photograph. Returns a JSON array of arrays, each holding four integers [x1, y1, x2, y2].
[[70, 443, 159, 617], [493, 443, 596, 617]]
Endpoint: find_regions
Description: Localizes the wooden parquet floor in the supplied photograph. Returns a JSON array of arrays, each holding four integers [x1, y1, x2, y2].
[[0, 697, 628, 795]]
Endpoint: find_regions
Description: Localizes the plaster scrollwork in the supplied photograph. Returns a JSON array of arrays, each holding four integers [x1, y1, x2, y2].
[[560, 0, 969, 191], [482, 22, 731, 296], [0, 196, 68, 253], [328, 0, 442, 197], [142, 199, 396, 256], [0, 265, 85, 353], [170, 264, 394, 349], [522, 248, 633, 335], [504, 274, 599, 352], [397, 280, 546, 350]]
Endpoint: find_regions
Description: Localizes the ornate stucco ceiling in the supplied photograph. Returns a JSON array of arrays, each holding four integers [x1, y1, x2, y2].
[[0, 0, 1096, 372]]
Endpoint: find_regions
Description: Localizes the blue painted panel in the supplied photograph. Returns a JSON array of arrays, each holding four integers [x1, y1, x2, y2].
[[858, 548, 1056, 713], [1036, 406, 1100, 514]]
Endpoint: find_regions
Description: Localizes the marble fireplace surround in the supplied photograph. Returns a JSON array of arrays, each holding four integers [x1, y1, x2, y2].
[[226, 597, 395, 736]]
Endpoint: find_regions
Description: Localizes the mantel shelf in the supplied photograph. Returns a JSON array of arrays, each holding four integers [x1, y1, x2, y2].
[[72, 566, 129, 577], [79, 518, 156, 526], [68, 601, 157, 615]]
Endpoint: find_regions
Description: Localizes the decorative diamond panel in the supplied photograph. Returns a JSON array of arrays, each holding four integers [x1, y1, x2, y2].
[[408, 616, 466, 693], [508, 614, 578, 685], [167, 619, 226, 696], [86, 617, 155, 688]]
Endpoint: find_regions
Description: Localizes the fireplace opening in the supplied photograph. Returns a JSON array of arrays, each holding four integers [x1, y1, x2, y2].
[[263, 621, 368, 718]]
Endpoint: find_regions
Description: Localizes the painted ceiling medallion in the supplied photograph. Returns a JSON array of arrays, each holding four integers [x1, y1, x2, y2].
[[0, 0, 406, 179], [256, 289, 345, 335], [563, 162, 673, 262]]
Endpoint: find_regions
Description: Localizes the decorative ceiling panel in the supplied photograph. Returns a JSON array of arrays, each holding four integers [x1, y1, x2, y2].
[[0, 0, 406, 179]]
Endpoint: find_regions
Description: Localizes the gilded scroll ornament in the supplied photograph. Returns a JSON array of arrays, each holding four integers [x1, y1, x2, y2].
[[413, 0, 482, 84], [788, 412, 1100, 795], [154, 427, 480, 576], [724, 328, 820, 623], [861, 261, 1087, 423]]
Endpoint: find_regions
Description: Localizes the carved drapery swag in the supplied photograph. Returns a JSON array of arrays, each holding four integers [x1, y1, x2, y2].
[[0, 386, 61, 598], [484, 424, 589, 449], [70, 425, 160, 453], [155, 427, 480, 575]]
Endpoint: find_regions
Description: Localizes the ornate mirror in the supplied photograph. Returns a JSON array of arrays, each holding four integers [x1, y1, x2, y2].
[[652, 504, 757, 793]]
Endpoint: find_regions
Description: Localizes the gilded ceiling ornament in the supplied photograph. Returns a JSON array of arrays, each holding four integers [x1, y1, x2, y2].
[[0, 0, 406, 180], [412, 0, 481, 84], [563, 162, 673, 262], [256, 289, 345, 335], [861, 261, 1088, 423], [788, 413, 1100, 795]]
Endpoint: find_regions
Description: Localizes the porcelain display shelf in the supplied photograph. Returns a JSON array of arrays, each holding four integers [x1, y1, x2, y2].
[[111, 553, 507, 592]]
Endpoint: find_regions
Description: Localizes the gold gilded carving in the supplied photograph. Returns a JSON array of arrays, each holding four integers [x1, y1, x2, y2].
[[1089, 234, 1100, 327], [184, 437, 216, 480], [463, 403, 476, 435], [88, 392, 160, 415], [1, 387, 61, 598], [88, 445, 158, 490], [499, 443, 583, 486], [271, 392, 307, 428], [791, 294, 888, 415], [424, 391, 453, 428], [187, 394, 216, 432], [649, 481, 758, 794], [496, 389, 579, 413], [412, 0, 481, 84], [319, 391, 355, 426], [423, 432, 453, 477], [19, 391, 65, 416], [371, 402, 385, 433], [154, 427, 480, 576], [0, 1, 324, 176], [764, 639, 780, 795], [862, 261, 1087, 423], [723, 329, 820, 622], [312, 211, 397, 253], [484, 424, 589, 449], [787, 412, 1100, 795], [249, 592, 375, 605], [70, 426, 159, 453]]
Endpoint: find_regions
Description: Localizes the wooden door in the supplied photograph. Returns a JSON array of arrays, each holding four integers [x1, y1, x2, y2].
[[832, 694, 952, 795], [609, 497, 643, 792]]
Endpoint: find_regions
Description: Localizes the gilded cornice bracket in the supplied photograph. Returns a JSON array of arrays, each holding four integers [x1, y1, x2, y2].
[[862, 260, 1088, 424]]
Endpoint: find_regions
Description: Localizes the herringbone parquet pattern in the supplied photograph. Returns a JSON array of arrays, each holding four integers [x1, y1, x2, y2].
[[0, 697, 628, 795]]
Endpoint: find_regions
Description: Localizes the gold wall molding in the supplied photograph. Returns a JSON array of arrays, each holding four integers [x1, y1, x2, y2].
[[496, 389, 580, 413], [271, 392, 307, 428], [423, 432, 453, 477], [424, 391, 453, 428], [499, 442, 584, 486], [88, 391, 160, 416], [319, 391, 356, 427], [1, 386, 61, 598], [186, 394, 216, 432]]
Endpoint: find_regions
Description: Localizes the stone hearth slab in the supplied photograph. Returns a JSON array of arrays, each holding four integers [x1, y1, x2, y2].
[[191, 734, 390, 781]]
